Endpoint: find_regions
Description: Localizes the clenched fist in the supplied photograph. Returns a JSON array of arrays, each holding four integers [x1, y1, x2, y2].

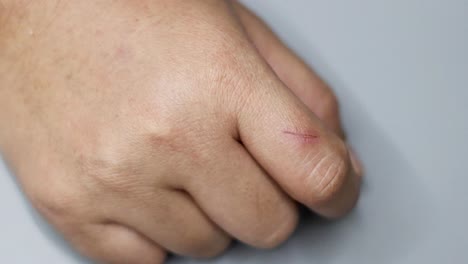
[[0, 1, 362, 263]]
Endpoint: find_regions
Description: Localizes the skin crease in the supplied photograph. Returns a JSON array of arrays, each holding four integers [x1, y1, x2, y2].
[[0, 1, 363, 263]]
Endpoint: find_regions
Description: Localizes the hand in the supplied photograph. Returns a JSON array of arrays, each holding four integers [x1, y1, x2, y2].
[[0, 1, 362, 263]]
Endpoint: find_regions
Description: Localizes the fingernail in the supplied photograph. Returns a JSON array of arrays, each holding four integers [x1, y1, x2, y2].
[[347, 145, 363, 177]]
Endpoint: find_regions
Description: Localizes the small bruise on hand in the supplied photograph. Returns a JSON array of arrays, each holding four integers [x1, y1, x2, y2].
[[282, 130, 320, 144]]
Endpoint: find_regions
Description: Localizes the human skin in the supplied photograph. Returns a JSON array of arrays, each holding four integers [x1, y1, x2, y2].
[[0, 1, 362, 263]]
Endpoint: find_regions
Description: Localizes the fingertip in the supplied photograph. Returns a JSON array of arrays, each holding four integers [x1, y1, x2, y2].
[[319, 167, 361, 219], [300, 139, 361, 219], [347, 144, 364, 178]]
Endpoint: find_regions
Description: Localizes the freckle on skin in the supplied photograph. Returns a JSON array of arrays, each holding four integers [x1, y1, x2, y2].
[[283, 130, 320, 143]]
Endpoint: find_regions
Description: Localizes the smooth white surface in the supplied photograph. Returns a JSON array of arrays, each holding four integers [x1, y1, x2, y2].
[[1, 0, 468, 263]]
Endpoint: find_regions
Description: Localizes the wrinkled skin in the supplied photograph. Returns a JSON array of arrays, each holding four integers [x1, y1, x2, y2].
[[0, 1, 362, 263]]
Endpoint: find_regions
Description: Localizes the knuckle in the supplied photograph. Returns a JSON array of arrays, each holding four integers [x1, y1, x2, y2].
[[199, 42, 269, 117], [251, 211, 298, 249], [208, 60, 258, 117], [145, 122, 214, 168], [32, 183, 82, 223], [305, 141, 349, 207], [182, 233, 231, 258], [78, 153, 139, 194], [319, 91, 340, 117]]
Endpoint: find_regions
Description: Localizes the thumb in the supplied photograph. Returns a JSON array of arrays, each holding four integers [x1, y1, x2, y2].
[[236, 79, 360, 218]]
